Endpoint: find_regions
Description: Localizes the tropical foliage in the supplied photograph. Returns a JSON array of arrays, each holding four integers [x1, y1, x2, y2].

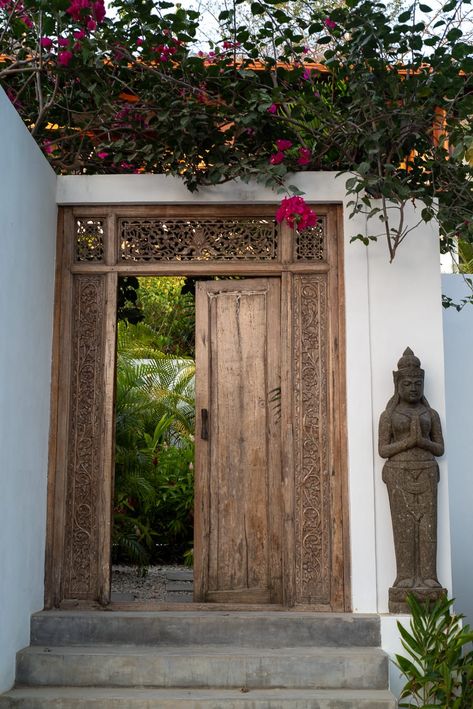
[[0, 0, 472, 264], [113, 317, 195, 566], [396, 594, 473, 708], [136, 277, 195, 356]]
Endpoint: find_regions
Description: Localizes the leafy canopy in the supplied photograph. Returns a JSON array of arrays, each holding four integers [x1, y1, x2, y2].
[[0, 0, 472, 261]]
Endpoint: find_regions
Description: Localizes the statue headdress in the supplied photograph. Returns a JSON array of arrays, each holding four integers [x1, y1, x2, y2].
[[393, 347, 424, 384], [384, 347, 427, 415]]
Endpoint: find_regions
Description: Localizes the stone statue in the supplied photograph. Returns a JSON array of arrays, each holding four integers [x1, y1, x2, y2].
[[378, 348, 446, 612]]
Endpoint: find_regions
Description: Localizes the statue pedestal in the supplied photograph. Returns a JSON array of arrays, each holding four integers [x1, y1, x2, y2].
[[389, 586, 447, 614]]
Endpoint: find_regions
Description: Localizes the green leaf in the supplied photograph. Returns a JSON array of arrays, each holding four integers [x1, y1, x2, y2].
[[398, 9, 412, 22], [409, 35, 423, 51], [287, 184, 305, 195], [446, 27, 463, 42], [419, 3, 432, 10], [250, 2, 265, 15]]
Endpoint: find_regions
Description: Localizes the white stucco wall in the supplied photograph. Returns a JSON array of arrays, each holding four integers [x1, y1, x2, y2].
[[442, 274, 473, 626], [0, 88, 57, 692], [57, 172, 452, 621], [367, 208, 452, 612]]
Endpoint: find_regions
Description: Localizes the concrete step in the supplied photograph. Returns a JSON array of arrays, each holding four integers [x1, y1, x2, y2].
[[16, 645, 388, 690], [30, 612, 381, 648], [0, 687, 398, 708]]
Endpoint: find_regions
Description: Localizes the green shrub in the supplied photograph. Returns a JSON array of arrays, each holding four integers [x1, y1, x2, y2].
[[396, 594, 473, 708]]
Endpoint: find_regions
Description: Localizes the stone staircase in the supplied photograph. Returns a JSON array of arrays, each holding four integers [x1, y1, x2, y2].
[[0, 611, 397, 708]]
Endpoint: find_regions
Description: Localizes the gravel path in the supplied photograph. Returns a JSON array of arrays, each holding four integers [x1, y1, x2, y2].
[[111, 565, 193, 602]]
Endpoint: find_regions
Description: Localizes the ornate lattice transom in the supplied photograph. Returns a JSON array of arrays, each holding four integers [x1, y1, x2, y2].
[[75, 219, 105, 262], [294, 218, 326, 261], [119, 217, 278, 261]]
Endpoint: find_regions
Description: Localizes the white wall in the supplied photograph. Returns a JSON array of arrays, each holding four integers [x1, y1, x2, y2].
[[57, 173, 452, 621], [442, 274, 473, 626], [0, 88, 57, 692], [367, 207, 452, 612]]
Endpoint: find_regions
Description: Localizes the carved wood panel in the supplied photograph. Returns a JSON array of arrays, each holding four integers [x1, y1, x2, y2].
[[294, 219, 326, 261], [62, 275, 105, 599], [119, 217, 279, 261], [75, 218, 105, 262], [293, 274, 331, 605]]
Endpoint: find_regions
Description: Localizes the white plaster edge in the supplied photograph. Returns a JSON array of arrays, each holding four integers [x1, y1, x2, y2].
[[56, 171, 348, 204]]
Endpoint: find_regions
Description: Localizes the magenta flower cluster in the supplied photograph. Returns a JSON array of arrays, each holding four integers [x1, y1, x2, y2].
[[38, 0, 106, 67], [66, 0, 106, 27], [275, 196, 318, 231], [269, 139, 312, 167]]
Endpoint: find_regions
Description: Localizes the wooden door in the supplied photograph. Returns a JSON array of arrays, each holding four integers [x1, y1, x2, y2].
[[194, 278, 282, 603]]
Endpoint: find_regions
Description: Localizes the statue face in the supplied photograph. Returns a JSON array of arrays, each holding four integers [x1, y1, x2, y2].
[[398, 376, 424, 403]]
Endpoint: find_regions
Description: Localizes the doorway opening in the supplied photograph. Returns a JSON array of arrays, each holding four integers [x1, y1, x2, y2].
[[111, 276, 196, 603]]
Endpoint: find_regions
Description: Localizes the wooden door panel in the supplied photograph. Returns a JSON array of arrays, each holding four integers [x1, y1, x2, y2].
[[195, 278, 281, 603]]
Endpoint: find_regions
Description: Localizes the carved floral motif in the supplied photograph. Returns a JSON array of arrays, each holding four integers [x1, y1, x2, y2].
[[75, 218, 105, 262], [119, 217, 278, 261], [63, 275, 105, 598], [293, 275, 331, 604]]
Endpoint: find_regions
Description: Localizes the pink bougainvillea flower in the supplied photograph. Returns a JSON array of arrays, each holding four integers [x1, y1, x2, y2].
[[297, 147, 311, 165], [74, 29, 86, 40], [92, 0, 106, 22], [323, 17, 337, 30], [276, 139, 293, 151], [43, 141, 54, 154], [269, 151, 285, 165], [275, 196, 318, 231], [97, 151, 109, 159], [302, 68, 312, 81], [267, 103, 278, 114], [87, 18, 97, 31], [136, 37, 144, 46], [58, 36, 70, 46], [40, 37, 53, 49], [66, 0, 89, 21], [58, 50, 74, 67]]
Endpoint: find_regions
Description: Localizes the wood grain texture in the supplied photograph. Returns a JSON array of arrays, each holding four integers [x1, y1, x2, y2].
[[195, 279, 282, 603], [97, 272, 118, 604], [44, 208, 67, 608]]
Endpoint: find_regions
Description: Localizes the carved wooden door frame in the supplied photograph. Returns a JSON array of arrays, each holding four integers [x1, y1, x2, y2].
[[44, 203, 350, 611]]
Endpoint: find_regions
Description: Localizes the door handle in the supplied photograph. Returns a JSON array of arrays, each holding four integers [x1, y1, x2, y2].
[[201, 408, 209, 440]]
